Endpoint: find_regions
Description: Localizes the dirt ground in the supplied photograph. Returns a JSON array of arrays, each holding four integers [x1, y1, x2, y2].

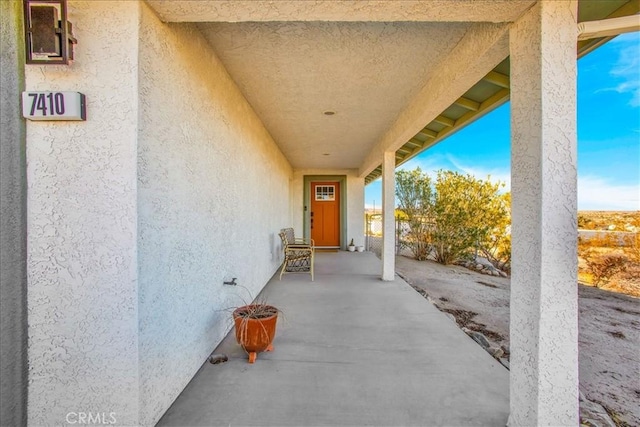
[[395, 255, 640, 427]]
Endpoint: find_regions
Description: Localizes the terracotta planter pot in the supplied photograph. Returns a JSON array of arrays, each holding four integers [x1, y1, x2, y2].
[[232, 304, 278, 363]]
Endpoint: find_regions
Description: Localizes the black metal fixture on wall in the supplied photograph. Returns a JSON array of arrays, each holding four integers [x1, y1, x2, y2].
[[23, 0, 77, 64]]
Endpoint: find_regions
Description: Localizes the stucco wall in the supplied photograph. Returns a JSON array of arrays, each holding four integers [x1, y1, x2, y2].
[[0, 1, 27, 425], [292, 169, 365, 248], [137, 4, 292, 425], [24, 2, 140, 425]]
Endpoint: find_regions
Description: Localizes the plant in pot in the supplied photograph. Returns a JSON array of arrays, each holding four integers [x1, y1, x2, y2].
[[232, 302, 279, 364], [348, 238, 356, 252]]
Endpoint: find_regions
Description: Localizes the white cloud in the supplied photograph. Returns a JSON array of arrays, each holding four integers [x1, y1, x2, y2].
[[398, 153, 450, 174], [445, 155, 511, 191], [398, 154, 511, 191], [578, 175, 640, 211], [608, 33, 640, 107]]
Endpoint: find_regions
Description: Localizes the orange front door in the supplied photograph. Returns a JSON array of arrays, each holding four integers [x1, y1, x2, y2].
[[310, 182, 340, 247]]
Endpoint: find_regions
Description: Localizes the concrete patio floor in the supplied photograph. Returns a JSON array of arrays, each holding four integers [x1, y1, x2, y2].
[[158, 251, 509, 426]]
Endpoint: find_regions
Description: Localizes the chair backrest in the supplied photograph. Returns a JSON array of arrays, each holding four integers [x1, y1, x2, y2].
[[281, 228, 296, 245], [278, 231, 289, 248]]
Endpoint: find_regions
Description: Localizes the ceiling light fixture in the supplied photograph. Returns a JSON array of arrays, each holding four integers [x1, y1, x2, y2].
[[323, 111, 336, 116]]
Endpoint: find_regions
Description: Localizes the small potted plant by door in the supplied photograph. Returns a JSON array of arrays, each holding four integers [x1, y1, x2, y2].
[[348, 238, 356, 252], [232, 303, 279, 364]]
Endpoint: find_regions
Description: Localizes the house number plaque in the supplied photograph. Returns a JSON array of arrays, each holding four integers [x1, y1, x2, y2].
[[22, 91, 86, 121]]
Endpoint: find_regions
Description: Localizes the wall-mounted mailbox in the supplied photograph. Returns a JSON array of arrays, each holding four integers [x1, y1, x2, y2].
[[24, 0, 77, 64], [22, 91, 86, 121]]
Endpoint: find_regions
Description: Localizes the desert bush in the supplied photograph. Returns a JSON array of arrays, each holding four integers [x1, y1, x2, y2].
[[396, 168, 509, 265], [395, 168, 435, 260], [577, 213, 594, 229], [581, 248, 629, 288], [580, 232, 625, 248], [623, 233, 640, 264], [431, 171, 506, 264], [577, 211, 640, 231], [478, 192, 511, 271]]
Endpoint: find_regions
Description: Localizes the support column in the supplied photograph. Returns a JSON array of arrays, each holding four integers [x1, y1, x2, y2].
[[509, 1, 578, 426], [382, 151, 395, 281]]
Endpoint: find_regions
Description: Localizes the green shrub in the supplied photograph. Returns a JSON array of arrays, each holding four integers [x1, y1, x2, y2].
[[396, 168, 509, 265]]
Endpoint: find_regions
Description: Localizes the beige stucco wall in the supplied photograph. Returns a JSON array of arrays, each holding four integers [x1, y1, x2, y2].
[[24, 1, 293, 425], [292, 169, 365, 248], [137, 3, 292, 425], [25, 2, 140, 425], [0, 1, 27, 425]]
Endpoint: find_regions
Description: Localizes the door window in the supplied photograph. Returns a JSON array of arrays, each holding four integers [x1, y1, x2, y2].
[[315, 185, 335, 201]]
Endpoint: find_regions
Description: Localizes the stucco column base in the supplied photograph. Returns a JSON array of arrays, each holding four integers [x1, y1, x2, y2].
[[508, 1, 579, 426], [381, 151, 395, 281]]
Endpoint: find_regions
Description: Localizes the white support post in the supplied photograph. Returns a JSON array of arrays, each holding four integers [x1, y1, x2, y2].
[[381, 151, 396, 281], [509, 1, 579, 426]]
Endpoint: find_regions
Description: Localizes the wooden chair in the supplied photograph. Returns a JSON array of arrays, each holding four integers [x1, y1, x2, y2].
[[278, 228, 314, 281]]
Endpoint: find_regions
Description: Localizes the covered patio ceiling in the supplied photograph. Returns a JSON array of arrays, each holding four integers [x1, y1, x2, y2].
[[146, 0, 638, 183]]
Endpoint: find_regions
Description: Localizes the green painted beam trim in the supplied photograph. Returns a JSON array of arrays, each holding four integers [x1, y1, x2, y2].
[[576, 1, 639, 58], [417, 128, 437, 138], [578, 36, 615, 58], [483, 70, 510, 89], [438, 88, 509, 139], [365, 169, 382, 183], [365, 86, 510, 184], [396, 88, 511, 171], [433, 115, 455, 127], [302, 175, 348, 248], [594, 0, 640, 23], [454, 96, 481, 111], [405, 140, 422, 148]]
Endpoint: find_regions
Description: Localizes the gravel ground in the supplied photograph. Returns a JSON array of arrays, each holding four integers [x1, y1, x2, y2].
[[395, 255, 640, 427]]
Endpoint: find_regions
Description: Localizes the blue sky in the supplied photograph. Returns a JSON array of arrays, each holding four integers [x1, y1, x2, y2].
[[365, 32, 640, 211]]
